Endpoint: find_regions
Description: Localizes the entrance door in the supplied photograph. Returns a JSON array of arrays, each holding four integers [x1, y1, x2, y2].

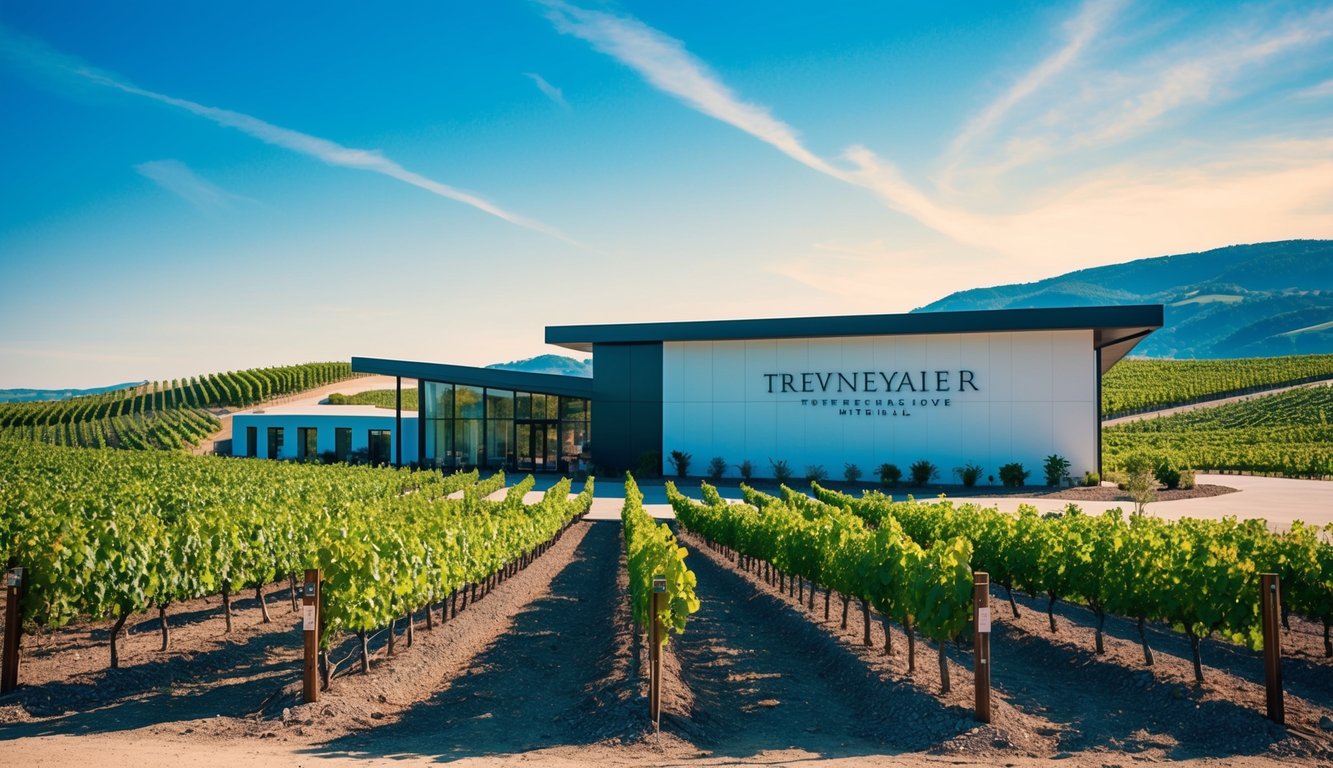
[[517, 421, 559, 472]]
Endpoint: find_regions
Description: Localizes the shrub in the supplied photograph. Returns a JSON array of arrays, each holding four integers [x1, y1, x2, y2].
[[707, 456, 727, 480], [739, 459, 754, 481], [637, 450, 661, 478], [804, 464, 828, 483], [955, 463, 983, 487], [1179, 468, 1196, 490], [1154, 459, 1181, 490], [843, 463, 863, 483], [999, 463, 1029, 487], [909, 459, 938, 487], [769, 459, 793, 482], [1043, 454, 1071, 486], [1082, 471, 1101, 487], [668, 450, 692, 479], [878, 463, 902, 486]]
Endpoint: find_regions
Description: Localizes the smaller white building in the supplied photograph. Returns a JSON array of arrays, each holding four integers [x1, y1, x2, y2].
[[231, 405, 418, 465]]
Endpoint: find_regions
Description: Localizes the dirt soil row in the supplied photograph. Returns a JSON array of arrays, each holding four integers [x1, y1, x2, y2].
[[4, 513, 1332, 767], [676, 527, 1333, 765]]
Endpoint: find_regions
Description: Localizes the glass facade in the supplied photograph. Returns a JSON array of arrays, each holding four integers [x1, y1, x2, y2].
[[419, 379, 591, 472]]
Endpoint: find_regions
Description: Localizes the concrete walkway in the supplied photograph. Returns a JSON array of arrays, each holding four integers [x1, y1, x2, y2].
[[515, 473, 1333, 529]]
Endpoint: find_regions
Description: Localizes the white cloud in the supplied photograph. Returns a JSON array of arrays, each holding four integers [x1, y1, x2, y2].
[[2, 24, 575, 244], [940, 0, 1122, 190], [543, 1, 1333, 279], [524, 72, 569, 108], [134, 159, 237, 211], [541, 0, 839, 177]]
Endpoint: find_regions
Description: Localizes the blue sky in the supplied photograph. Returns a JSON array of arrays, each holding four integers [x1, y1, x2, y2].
[[2, 1, 1331, 387]]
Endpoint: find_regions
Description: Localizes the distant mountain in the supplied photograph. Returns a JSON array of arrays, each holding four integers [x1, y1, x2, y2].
[[0, 381, 145, 404], [914, 240, 1333, 358], [487, 354, 593, 377]]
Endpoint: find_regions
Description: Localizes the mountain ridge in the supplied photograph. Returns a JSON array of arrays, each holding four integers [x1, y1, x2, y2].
[[913, 239, 1333, 358]]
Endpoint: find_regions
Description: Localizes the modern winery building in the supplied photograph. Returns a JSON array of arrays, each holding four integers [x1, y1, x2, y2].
[[237, 305, 1163, 483]]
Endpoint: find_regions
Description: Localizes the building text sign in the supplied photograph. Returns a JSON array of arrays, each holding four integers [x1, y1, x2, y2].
[[764, 369, 979, 417]]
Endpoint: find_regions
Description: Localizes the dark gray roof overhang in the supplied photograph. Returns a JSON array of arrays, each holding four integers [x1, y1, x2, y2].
[[351, 357, 595, 398], [546, 305, 1164, 374]]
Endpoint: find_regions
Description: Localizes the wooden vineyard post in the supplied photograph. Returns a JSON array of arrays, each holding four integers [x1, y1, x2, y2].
[[1260, 573, 1283, 725], [302, 569, 321, 704], [973, 571, 992, 724], [650, 575, 666, 728], [2, 567, 23, 694]]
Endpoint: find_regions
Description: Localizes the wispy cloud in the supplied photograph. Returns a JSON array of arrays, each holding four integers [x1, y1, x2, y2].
[[940, 0, 1122, 190], [541, 0, 838, 177], [1, 24, 575, 244], [524, 72, 569, 108], [134, 159, 238, 212], [541, 0, 1333, 283]]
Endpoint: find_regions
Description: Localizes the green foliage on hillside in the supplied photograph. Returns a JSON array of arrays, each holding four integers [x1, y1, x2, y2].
[[0, 362, 353, 450], [1103, 386, 1333, 479], [328, 388, 418, 410], [1102, 354, 1333, 416], [916, 240, 1333, 358]]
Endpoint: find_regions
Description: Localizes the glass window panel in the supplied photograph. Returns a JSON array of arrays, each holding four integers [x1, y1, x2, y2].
[[530, 394, 547, 419], [486, 389, 514, 419], [335, 428, 352, 462], [487, 419, 514, 470], [298, 427, 317, 459], [455, 385, 483, 419], [560, 397, 586, 420], [267, 427, 284, 458], [515, 392, 531, 419], [424, 419, 453, 468], [455, 419, 482, 467], [424, 382, 453, 420]]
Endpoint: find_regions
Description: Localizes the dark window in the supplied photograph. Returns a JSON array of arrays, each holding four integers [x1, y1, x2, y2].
[[267, 427, 284, 459], [245, 426, 257, 457], [368, 429, 391, 466], [335, 427, 352, 462], [297, 427, 317, 459]]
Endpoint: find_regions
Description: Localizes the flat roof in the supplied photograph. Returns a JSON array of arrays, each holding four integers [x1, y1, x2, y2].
[[351, 357, 595, 398], [545, 305, 1164, 372]]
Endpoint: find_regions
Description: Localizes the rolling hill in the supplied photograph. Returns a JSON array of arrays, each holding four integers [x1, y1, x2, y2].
[[914, 240, 1333, 358], [487, 354, 593, 377]]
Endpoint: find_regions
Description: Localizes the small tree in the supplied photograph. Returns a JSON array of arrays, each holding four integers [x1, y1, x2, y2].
[[804, 464, 828, 483], [878, 463, 902, 486], [1123, 453, 1157, 515], [1043, 454, 1071, 486], [909, 459, 937, 487], [707, 456, 727, 480], [843, 463, 863, 483], [955, 463, 983, 487], [668, 450, 692, 479], [999, 463, 1029, 487], [769, 459, 793, 482], [739, 460, 754, 481]]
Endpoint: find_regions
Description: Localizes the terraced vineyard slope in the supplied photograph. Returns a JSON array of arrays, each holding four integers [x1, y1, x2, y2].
[[0, 362, 353, 450], [1103, 385, 1333, 479]]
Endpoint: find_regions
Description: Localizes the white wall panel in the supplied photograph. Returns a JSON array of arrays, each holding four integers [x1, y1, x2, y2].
[[660, 330, 1096, 483]]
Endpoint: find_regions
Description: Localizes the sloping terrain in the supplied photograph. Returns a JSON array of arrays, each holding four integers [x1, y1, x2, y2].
[[915, 240, 1333, 358]]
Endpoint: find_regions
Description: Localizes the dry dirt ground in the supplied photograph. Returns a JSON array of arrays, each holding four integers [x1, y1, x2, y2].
[[2, 515, 1331, 767]]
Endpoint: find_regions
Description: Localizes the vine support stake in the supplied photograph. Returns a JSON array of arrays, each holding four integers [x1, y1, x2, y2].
[[973, 571, 992, 724], [303, 568, 322, 704], [650, 575, 666, 729], [1260, 573, 1283, 725], [2, 567, 23, 694]]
